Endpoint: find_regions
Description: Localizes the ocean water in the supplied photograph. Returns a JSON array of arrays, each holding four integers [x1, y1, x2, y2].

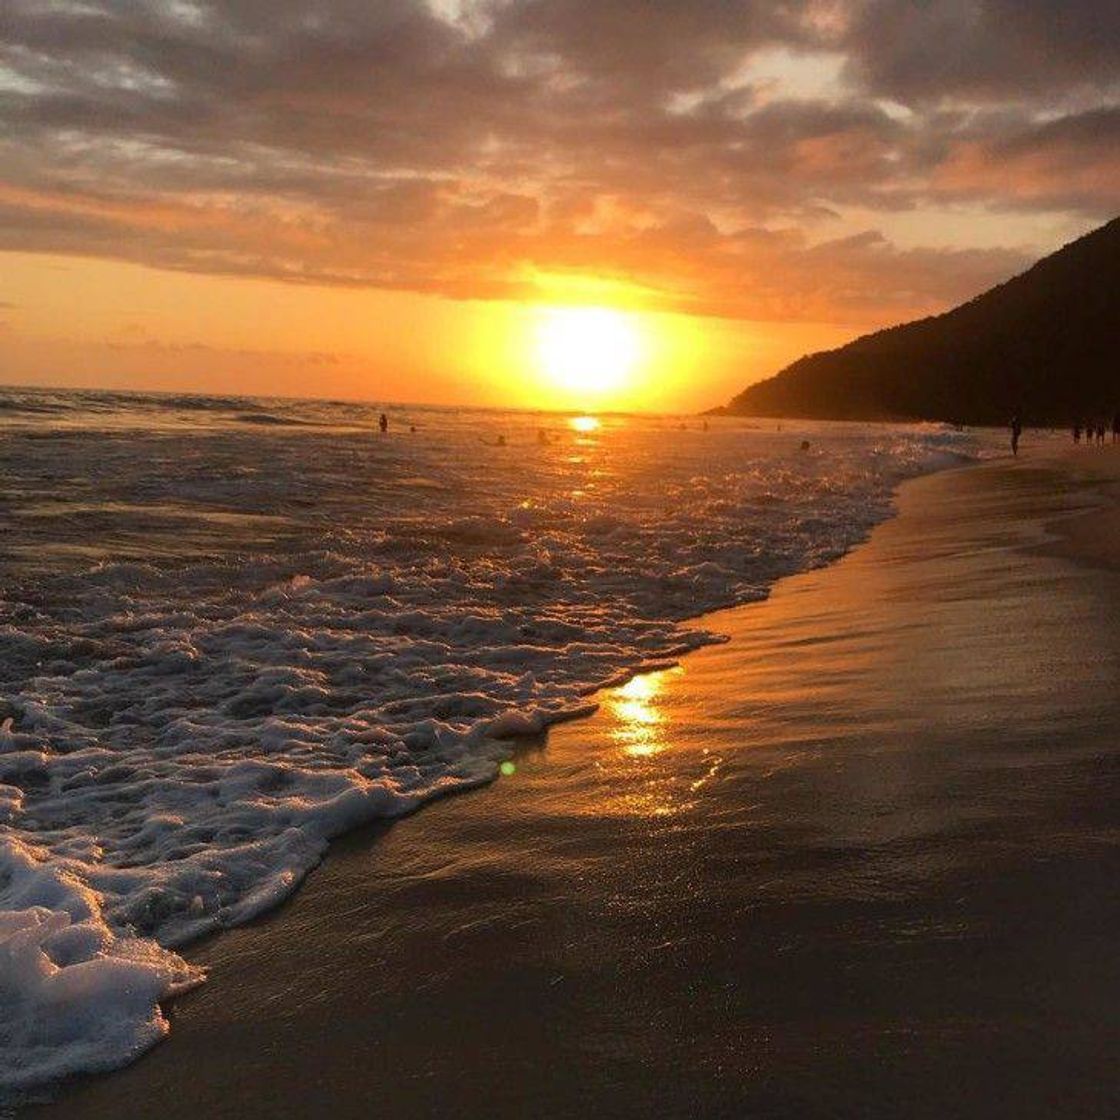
[[0, 389, 992, 1096]]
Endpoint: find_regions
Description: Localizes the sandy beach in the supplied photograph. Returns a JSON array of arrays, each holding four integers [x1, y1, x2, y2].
[[30, 444, 1120, 1120]]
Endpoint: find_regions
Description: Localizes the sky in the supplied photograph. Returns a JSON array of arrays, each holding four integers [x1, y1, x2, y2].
[[0, 0, 1117, 412]]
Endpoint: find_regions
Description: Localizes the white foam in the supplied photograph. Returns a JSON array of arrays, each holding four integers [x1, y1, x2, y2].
[[0, 836, 203, 1092], [0, 395, 1002, 1094]]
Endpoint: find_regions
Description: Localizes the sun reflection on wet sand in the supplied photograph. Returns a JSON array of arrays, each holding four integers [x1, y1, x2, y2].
[[592, 665, 727, 819], [609, 671, 673, 758]]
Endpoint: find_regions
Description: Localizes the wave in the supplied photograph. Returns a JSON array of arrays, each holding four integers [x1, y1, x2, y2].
[[232, 412, 318, 427], [0, 409, 992, 1097]]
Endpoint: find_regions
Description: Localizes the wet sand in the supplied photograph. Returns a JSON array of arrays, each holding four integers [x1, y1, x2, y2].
[[34, 446, 1120, 1119]]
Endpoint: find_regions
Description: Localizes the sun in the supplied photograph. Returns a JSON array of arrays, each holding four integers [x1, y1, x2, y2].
[[532, 306, 643, 399]]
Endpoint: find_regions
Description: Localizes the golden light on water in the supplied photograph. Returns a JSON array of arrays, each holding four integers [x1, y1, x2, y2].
[[569, 415, 601, 433], [533, 306, 643, 401], [610, 671, 671, 759], [550, 662, 725, 821]]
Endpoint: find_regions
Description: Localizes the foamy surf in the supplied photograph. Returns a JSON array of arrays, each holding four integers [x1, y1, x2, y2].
[[0, 836, 203, 1092], [0, 392, 997, 1096]]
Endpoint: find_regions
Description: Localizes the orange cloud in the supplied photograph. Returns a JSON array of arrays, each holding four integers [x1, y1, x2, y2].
[[0, 0, 1115, 327]]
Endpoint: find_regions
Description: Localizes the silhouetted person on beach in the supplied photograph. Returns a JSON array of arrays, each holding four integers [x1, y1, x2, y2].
[[379, 413, 388, 434], [1113, 413, 1120, 443], [1073, 420, 1082, 444], [1097, 420, 1106, 446], [1010, 411, 1023, 456]]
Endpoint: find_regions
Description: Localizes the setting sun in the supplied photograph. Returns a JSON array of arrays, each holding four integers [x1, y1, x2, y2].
[[533, 306, 644, 399]]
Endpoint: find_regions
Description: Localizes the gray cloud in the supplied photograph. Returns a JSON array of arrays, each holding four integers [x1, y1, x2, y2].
[[841, 0, 1120, 104]]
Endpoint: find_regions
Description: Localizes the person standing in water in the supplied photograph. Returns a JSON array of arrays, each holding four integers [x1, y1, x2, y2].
[[1010, 410, 1023, 457], [379, 413, 388, 434]]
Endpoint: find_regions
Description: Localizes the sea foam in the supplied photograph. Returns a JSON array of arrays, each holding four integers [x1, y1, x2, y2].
[[0, 392, 991, 1095]]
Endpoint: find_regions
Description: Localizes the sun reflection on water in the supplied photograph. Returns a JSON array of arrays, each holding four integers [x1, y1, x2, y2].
[[569, 415, 600, 433], [609, 672, 672, 758], [585, 665, 725, 820]]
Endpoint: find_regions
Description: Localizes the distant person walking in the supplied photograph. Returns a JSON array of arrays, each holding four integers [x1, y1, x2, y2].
[[1113, 412, 1120, 444], [379, 412, 388, 434], [1097, 420, 1107, 446], [1073, 420, 1082, 444], [1010, 411, 1023, 457]]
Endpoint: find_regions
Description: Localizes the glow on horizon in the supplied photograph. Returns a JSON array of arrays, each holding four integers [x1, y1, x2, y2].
[[0, 251, 857, 414]]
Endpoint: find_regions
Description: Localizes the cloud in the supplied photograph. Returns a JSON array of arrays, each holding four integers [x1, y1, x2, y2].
[[931, 108, 1120, 213], [841, 0, 1120, 104], [0, 0, 1115, 324], [104, 325, 342, 366]]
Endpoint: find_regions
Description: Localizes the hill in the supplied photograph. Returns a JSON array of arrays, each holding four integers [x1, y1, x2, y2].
[[721, 217, 1119, 425]]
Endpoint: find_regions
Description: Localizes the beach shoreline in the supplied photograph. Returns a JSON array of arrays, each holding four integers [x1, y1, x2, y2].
[[28, 443, 1120, 1119]]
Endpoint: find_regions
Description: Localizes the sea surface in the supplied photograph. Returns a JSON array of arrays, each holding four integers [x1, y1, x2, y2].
[[0, 388, 993, 1097]]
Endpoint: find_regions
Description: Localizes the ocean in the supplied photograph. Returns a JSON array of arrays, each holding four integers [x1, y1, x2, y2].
[[0, 388, 992, 1096]]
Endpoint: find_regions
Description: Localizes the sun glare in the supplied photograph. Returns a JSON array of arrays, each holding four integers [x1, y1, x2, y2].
[[533, 306, 643, 400]]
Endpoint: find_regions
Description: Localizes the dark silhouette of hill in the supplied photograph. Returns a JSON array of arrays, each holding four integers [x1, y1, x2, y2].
[[721, 216, 1119, 425]]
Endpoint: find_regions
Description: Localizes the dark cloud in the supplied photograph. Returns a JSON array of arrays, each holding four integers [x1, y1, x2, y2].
[[842, 0, 1120, 104], [0, 0, 1115, 322]]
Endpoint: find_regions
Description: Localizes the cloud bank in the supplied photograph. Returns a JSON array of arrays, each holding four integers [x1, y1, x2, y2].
[[2, 0, 1116, 322]]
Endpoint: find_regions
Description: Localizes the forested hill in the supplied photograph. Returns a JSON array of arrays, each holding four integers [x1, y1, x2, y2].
[[721, 216, 1119, 425]]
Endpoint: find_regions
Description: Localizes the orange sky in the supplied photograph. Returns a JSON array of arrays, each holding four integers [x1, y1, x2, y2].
[[0, 251, 859, 411], [0, 2, 1114, 412]]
